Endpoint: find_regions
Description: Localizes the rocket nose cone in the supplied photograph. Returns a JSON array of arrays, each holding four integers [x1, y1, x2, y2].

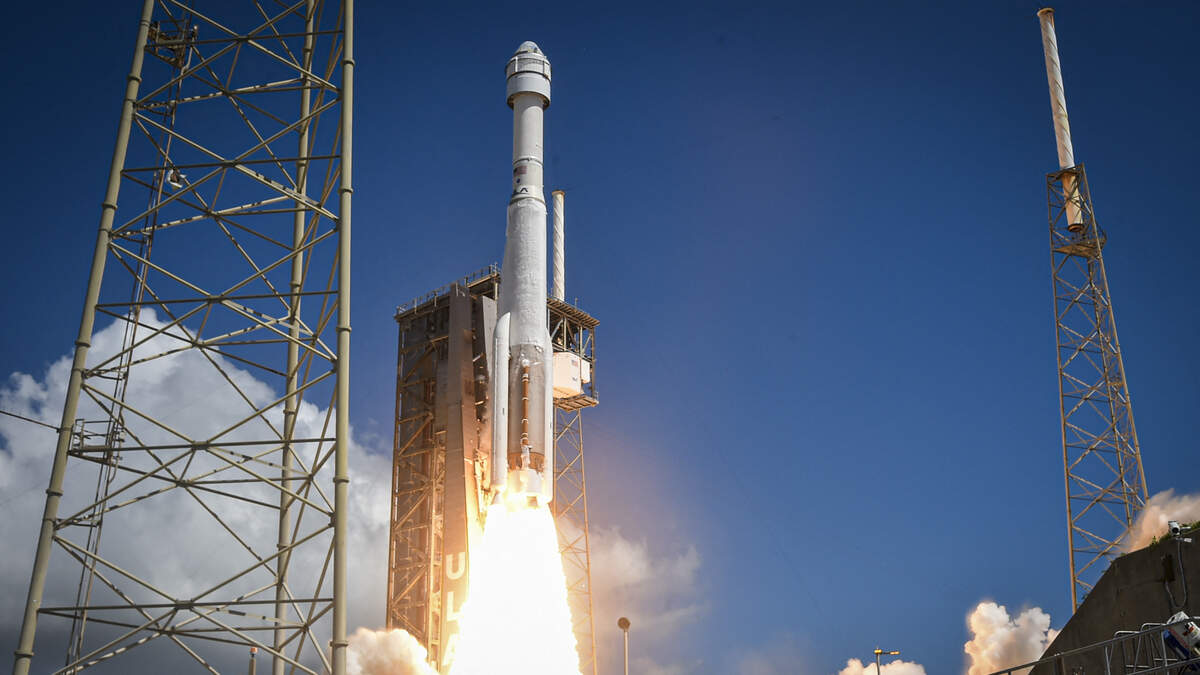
[[515, 40, 542, 55]]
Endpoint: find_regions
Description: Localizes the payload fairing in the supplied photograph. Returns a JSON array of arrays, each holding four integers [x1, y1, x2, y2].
[[490, 41, 554, 507]]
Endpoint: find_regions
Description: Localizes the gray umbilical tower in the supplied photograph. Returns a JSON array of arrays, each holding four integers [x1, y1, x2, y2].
[[1037, 7, 1148, 611], [12, 2, 354, 672]]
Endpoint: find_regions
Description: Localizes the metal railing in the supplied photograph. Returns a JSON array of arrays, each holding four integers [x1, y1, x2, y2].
[[989, 616, 1200, 675], [396, 264, 499, 314]]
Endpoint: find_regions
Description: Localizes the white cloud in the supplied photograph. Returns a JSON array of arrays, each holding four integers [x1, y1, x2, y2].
[[0, 313, 394, 670], [589, 526, 704, 634], [964, 601, 1058, 675], [1124, 490, 1200, 552], [837, 657, 927, 675]]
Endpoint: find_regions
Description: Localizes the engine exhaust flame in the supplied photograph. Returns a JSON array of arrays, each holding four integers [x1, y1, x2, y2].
[[447, 502, 581, 675]]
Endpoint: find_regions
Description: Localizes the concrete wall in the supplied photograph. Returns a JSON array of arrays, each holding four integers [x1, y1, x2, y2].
[[1031, 537, 1198, 675]]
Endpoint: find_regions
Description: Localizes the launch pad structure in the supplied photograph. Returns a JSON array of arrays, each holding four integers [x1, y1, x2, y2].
[[387, 266, 599, 674]]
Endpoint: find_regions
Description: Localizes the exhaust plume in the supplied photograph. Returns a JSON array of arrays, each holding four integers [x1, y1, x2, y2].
[[964, 602, 1057, 675], [1124, 490, 1200, 552], [347, 628, 437, 675], [447, 504, 581, 675]]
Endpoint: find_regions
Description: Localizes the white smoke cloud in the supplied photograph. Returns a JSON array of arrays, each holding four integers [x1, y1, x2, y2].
[[0, 314, 396, 669], [1124, 490, 1200, 552], [586, 526, 703, 675], [964, 602, 1058, 675], [589, 525, 703, 641], [347, 627, 437, 675], [588, 526, 704, 637], [837, 657, 927, 675]]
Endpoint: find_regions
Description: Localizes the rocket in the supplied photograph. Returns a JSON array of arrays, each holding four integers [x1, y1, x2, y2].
[[490, 41, 554, 508]]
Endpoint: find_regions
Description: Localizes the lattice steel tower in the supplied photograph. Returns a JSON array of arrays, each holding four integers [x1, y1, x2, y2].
[[549, 295, 599, 675], [1037, 8, 1148, 611], [13, 1, 354, 672]]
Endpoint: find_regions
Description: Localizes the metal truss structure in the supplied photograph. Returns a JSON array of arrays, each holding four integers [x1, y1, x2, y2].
[[389, 293, 451, 659], [14, 1, 354, 672], [388, 300, 444, 645], [549, 298, 599, 675], [389, 269, 499, 669], [388, 270, 599, 674], [1047, 164, 1148, 610]]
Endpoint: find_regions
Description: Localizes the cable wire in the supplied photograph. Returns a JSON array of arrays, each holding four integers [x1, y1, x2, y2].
[[0, 408, 58, 431]]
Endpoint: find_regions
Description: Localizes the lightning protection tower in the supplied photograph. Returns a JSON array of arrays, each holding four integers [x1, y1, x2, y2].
[[1037, 8, 1148, 611], [14, 1, 354, 673]]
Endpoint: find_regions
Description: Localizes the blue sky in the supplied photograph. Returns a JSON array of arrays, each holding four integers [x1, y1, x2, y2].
[[2, 1, 1200, 673]]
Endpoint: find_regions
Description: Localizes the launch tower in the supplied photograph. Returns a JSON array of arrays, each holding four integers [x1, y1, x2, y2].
[[387, 267, 599, 673], [1037, 8, 1149, 610]]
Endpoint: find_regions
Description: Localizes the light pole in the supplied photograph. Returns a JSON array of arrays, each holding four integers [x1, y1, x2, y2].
[[874, 648, 900, 674], [618, 617, 631, 675]]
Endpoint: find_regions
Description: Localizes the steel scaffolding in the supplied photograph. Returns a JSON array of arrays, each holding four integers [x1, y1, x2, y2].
[[549, 298, 599, 675], [1047, 164, 1148, 610], [554, 408, 597, 674], [13, 1, 353, 672]]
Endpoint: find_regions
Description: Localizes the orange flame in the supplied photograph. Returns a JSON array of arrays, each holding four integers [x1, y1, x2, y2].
[[446, 503, 581, 674]]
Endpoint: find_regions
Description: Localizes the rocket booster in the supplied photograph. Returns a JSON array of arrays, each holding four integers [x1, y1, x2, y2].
[[490, 42, 554, 508]]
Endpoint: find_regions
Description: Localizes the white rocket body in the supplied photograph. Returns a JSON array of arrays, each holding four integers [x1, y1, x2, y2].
[[490, 41, 554, 508]]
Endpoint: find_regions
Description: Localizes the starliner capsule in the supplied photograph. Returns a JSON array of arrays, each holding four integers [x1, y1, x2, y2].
[[490, 41, 554, 508]]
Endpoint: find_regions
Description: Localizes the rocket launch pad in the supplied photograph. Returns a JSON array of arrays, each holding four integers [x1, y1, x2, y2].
[[387, 42, 599, 674]]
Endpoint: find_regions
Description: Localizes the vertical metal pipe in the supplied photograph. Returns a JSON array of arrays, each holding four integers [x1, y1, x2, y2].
[[551, 190, 565, 301], [1037, 8, 1074, 169], [618, 617, 630, 675], [520, 365, 531, 447], [1057, 358, 1077, 610], [12, 3, 154, 673], [275, 3, 315, 673], [1037, 8, 1082, 226], [331, 0, 353, 672], [490, 313, 511, 496], [576, 412, 599, 675], [623, 629, 629, 675]]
